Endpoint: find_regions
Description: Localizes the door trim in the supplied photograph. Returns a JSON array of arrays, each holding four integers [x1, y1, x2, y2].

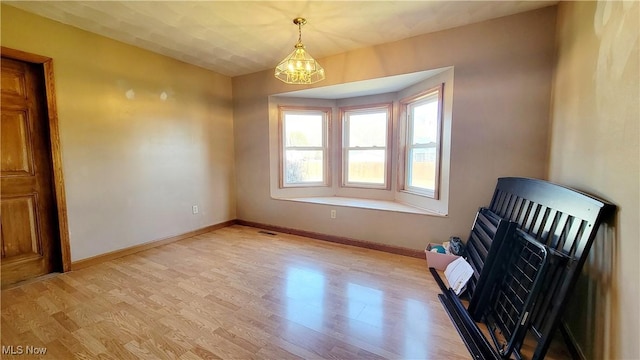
[[2, 46, 72, 272]]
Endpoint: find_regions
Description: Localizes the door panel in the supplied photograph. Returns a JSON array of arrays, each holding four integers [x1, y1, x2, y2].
[[1, 109, 34, 175], [1, 57, 60, 287], [1, 195, 41, 258], [0, 66, 27, 98]]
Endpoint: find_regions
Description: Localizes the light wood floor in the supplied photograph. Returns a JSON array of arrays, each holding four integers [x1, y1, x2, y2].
[[1, 225, 569, 359]]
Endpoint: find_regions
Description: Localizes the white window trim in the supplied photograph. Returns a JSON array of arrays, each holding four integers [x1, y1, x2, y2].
[[399, 85, 444, 199], [278, 106, 332, 188], [340, 103, 393, 190], [395, 68, 453, 215]]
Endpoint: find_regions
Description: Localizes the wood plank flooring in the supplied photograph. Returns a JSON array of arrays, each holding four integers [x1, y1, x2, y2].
[[1, 225, 569, 359]]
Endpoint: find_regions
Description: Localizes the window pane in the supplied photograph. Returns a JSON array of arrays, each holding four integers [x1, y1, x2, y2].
[[285, 150, 323, 183], [348, 112, 387, 147], [408, 147, 436, 190], [347, 149, 385, 184], [285, 114, 323, 147], [411, 100, 438, 145]]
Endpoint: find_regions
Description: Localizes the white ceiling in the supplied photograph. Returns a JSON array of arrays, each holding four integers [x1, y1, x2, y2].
[[7, 1, 556, 78]]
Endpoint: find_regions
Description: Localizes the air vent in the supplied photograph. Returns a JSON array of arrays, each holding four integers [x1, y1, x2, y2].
[[258, 230, 278, 236]]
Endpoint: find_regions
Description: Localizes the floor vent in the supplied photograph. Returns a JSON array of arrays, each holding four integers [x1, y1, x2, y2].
[[258, 230, 278, 236]]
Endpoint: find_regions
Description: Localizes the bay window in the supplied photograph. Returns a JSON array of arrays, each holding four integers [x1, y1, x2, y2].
[[270, 67, 453, 215]]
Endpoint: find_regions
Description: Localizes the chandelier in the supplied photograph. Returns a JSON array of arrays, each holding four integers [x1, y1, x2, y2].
[[274, 17, 325, 85]]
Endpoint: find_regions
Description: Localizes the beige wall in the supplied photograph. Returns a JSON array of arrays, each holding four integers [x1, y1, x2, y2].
[[1, 5, 236, 261], [550, 1, 639, 359], [233, 7, 556, 250]]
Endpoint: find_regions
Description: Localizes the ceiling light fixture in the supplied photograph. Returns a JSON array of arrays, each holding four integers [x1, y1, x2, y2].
[[275, 17, 325, 85]]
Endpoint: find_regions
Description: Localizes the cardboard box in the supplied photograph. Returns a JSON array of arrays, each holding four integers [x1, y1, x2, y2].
[[425, 243, 461, 270]]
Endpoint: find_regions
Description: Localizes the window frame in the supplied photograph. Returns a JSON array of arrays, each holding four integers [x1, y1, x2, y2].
[[278, 106, 331, 188], [399, 84, 444, 199], [339, 103, 393, 190]]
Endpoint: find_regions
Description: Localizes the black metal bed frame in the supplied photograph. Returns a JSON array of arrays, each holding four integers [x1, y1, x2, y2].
[[430, 177, 616, 359]]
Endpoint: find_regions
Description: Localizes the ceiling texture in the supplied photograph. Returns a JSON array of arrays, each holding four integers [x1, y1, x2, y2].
[[7, 1, 556, 78]]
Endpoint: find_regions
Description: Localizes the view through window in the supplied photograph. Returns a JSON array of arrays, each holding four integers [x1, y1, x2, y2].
[[281, 108, 329, 187], [403, 87, 442, 198], [342, 106, 390, 188]]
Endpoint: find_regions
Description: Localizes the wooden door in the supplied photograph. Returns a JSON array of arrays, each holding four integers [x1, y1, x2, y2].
[[1, 56, 61, 287]]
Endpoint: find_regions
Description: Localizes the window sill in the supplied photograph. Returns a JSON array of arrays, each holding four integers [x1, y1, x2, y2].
[[277, 196, 447, 216]]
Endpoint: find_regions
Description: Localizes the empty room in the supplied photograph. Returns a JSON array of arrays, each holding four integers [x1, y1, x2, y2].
[[1, 1, 638, 359]]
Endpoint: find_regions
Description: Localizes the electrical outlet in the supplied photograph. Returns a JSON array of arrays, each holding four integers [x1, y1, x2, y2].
[[330, 209, 336, 219], [192, 205, 199, 214]]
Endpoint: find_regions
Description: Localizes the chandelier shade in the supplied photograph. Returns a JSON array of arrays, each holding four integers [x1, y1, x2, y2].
[[275, 18, 325, 85]]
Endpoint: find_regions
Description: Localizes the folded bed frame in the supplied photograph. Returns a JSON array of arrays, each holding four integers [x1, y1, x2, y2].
[[430, 177, 615, 359]]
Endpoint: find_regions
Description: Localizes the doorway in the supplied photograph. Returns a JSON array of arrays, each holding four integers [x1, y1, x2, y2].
[[1, 47, 71, 287]]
